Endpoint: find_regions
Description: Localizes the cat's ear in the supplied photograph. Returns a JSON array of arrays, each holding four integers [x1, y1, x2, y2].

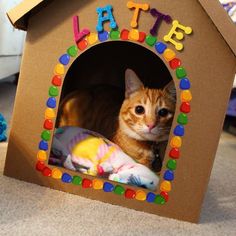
[[125, 69, 144, 98], [163, 80, 176, 101]]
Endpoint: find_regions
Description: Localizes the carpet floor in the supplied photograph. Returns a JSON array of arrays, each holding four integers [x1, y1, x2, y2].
[[0, 131, 236, 236]]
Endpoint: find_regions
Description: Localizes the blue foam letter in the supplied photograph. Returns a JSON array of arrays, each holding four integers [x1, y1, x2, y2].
[[96, 5, 117, 32]]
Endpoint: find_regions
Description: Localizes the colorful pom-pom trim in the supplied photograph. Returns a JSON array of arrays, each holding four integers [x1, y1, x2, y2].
[[36, 27, 192, 205]]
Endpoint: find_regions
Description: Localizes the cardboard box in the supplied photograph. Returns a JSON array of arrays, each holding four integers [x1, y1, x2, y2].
[[4, 0, 236, 223]]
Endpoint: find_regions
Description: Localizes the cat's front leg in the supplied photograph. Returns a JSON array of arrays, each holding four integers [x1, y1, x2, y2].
[[138, 149, 155, 168]]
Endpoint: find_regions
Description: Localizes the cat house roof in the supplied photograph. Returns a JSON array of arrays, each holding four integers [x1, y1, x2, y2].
[[7, 0, 236, 57]]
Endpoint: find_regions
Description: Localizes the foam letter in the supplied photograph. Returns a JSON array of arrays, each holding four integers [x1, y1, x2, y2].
[[127, 1, 150, 28], [164, 20, 193, 51], [149, 8, 172, 36], [96, 5, 117, 32], [73, 16, 90, 43]]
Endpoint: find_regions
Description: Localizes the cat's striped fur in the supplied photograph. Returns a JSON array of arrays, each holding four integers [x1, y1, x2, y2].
[[113, 69, 176, 169]]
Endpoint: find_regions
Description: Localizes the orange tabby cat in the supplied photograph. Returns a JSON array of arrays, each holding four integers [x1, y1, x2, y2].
[[113, 69, 176, 169], [58, 69, 176, 170]]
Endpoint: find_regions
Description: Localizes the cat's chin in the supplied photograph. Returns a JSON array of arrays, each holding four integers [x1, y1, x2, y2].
[[140, 132, 170, 142], [119, 118, 163, 142], [125, 130, 158, 142], [141, 133, 159, 141], [124, 128, 145, 141]]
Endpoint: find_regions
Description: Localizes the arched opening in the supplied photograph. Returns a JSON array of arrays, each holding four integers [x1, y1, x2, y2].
[[61, 41, 172, 98], [49, 41, 176, 191]]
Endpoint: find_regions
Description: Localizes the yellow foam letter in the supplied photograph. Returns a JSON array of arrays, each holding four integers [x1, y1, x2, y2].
[[164, 20, 192, 51]]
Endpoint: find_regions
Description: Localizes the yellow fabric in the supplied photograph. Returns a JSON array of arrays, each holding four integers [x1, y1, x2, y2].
[[100, 146, 116, 163], [72, 136, 104, 165], [71, 136, 118, 176]]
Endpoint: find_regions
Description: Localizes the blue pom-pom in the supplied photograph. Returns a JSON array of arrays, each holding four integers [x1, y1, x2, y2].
[[59, 54, 70, 65], [146, 192, 156, 203], [103, 182, 114, 192], [164, 170, 174, 181], [179, 78, 191, 90], [174, 125, 185, 136], [155, 42, 167, 54], [61, 173, 72, 183], [46, 97, 56, 108], [39, 140, 48, 150], [0, 113, 7, 142]]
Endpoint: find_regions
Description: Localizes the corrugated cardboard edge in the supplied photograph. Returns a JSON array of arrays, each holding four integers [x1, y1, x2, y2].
[[198, 0, 236, 57]]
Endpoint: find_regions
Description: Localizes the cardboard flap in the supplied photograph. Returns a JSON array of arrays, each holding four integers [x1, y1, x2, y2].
[[198, 0, 236, 57], [6, 0, 48, 30]]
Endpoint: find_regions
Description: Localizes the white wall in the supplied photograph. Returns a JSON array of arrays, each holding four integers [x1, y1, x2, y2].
[[0, 0, 26, 56], [0, 0, 26, 79]]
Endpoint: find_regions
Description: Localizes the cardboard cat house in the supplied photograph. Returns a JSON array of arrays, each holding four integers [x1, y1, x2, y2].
[[4, 0, 236, 223]]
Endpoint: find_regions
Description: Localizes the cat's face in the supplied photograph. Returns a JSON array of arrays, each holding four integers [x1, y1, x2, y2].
[[119, 69, 176, 142]]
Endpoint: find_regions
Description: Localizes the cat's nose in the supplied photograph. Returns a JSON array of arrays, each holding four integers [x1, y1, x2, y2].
[[147, 123, 155, 130]]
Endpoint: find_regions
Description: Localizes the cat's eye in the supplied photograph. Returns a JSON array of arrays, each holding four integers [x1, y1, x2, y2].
[[158, 108, 169, 117], [135, 106, 145, 115]]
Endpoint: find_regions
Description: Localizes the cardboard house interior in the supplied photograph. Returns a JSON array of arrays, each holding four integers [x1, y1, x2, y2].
[[4, 0, 236, 223]]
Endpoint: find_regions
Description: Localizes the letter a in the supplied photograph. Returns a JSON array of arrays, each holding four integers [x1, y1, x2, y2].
[[96, 5, 117, 32]]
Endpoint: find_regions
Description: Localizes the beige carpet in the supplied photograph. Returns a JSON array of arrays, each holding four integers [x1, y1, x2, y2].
[[0, 132, 236, 236]]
